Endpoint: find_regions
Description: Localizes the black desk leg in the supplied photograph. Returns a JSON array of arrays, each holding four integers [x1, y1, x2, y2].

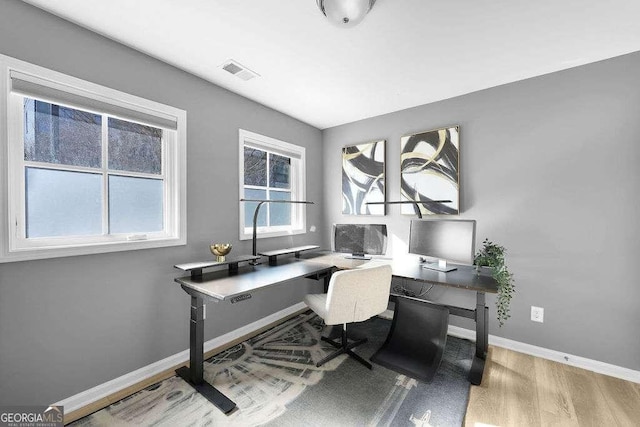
[[469, 292, 489, 385], [323, 271, 331, 292], [175, 295, 237, 414]]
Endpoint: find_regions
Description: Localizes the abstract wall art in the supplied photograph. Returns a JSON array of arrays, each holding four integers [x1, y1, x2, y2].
[[342, 140, 385, 215], [400, 126, 459, 215]]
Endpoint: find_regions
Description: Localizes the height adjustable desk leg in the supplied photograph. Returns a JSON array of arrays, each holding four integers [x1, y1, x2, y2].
[[469, 292, 489, 385], [323, 271, 331, 292], [475, 292, 489, 356], [175, 295, 236, 414]]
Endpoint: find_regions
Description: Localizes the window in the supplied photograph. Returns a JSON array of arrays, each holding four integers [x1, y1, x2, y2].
[[0, 54, 186, 262], [239, 130, 306, 240]]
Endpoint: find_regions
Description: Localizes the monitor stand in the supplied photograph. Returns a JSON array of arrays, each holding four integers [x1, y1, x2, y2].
[[422, 259, 457, 272]]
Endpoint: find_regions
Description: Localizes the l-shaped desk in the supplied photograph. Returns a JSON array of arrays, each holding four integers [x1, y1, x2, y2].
[[174, 251, 498, 414]]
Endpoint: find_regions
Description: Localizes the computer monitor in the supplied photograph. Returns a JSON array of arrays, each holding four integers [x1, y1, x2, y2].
[[333, 223, 388, 260], [408, 219, 476, 272]]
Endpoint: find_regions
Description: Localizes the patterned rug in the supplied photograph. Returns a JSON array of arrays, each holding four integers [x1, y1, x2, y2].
[[71, 312, 474, 426]]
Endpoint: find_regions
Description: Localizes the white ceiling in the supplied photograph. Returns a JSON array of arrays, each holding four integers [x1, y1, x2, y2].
[[20, 0, 640, 129]]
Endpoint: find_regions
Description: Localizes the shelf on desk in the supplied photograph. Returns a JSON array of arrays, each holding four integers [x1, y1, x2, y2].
[[174, 254, 260, 278], [259, 245, 320, 265]]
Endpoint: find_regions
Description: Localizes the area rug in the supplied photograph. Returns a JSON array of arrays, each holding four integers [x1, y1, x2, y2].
[[71, 312, 474, 426]]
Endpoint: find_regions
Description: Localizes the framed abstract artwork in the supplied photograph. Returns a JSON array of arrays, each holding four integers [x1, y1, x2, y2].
[[400, 126, 459, 215], [342, 140, 385, 215]]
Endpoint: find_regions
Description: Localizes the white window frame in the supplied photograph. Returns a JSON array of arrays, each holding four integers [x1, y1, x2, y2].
[[238, 129, 306, 241], [0, 54, 187, 263]]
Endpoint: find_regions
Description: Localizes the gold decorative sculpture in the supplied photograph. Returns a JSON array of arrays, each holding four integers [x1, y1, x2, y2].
[[210, 243, 232, 262]]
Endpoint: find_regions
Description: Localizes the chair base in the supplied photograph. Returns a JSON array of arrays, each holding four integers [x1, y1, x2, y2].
[[317, 325, 372, 369]]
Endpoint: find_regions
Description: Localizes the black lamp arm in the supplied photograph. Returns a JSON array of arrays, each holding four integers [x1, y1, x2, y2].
[[365, 200, 451, 219], [240, 199, 314, 257]]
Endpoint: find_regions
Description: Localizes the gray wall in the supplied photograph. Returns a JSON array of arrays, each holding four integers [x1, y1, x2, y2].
[[2, 0, 639, 409], [322, 51, 640, 372], [0, 1, 325, 405]]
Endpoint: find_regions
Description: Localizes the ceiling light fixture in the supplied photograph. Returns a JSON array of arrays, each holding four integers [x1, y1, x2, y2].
[[316, 0, 377, 28]]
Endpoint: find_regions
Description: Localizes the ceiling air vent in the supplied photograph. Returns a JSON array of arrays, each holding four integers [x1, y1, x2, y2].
[[221, 60, 259, 81]]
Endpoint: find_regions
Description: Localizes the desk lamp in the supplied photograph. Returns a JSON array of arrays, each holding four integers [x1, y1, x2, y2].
[[240, 199, 314, 264], [365, 200, 451, 219]]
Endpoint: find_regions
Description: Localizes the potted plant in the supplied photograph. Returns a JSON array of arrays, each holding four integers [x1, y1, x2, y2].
[[474, 238, 515, 327]]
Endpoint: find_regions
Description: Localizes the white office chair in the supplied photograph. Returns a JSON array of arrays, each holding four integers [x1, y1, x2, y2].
[[304, 263, 392, 369]]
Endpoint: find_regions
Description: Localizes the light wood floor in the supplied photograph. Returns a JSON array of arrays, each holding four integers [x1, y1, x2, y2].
[[465, 346, 640, 426]]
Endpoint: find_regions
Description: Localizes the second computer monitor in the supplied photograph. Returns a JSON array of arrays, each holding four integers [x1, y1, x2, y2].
[[333, 223, 388, 259], [408, 219, 476, 272]]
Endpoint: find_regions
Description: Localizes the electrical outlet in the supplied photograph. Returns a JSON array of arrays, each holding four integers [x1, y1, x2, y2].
[[531, 306, 544, 323]]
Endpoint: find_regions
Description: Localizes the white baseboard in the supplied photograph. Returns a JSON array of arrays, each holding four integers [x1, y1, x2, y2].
[[447, 325, 640, 384], [55, 302, 308, 413]]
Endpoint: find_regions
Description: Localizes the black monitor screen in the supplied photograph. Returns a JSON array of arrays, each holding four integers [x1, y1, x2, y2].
[[408, 219, 476, 265], [333, 224, 387, 257]]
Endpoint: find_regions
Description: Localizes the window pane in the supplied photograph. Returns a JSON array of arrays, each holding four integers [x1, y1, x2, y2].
[[269, 153, 291, 189], [244, 188, 267, 228], [109, 175, 163, 234], [24, 98, 102, 168], [108, 118, 162, 174], [269, 190, 291, 226], [244, 147, 267, 186], [26, 167, 102, 238]]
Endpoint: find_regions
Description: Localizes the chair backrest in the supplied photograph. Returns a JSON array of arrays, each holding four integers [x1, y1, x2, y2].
[[323, 263, 392, 325]]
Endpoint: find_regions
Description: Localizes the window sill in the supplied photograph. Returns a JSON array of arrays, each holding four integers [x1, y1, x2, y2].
[[0, 236, 186, 263], [239, 228, 306, 241]]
